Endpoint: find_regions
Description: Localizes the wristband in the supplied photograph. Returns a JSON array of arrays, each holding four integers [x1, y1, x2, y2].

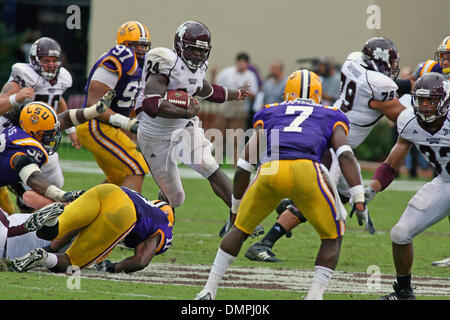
[[65, 126, 76, 134], [69, 109, 81, 126], [106, 262, 117, 273], [9, 94, 19, 107], [109, 113, 129, 129], [349, 185, 365, 203], [231, 195, 241, 214], [335, 145, 353, 158], [44, 185, 66, 202], [236, 158, 255, 172]]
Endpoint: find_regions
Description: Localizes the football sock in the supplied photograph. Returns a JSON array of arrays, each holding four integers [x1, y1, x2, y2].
[[205, 248, 236, 295], [396, 274, 412, 289], [261, 223, 286, 248], [305, 265, 334, 300], [42, 252, 58, 269]]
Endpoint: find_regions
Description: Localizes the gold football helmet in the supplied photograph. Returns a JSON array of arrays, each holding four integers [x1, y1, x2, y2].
[[19, 102, 61, 155], [284, 69, 322, 104], [152, 200, 175, 225], [435, 36, 450, 75], [116, 21, 151, 60]]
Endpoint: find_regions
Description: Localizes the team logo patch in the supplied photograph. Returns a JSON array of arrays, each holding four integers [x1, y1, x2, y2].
[[30, 114, 39, 125], [373, 47, 390, 62]]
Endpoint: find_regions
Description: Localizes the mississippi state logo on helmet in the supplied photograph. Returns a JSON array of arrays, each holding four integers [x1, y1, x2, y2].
[[362, 37, 400, 80], [117, 21, 151, 63], [19, 102, 62, 155], [152, 200, 175, 225], [284, 69, 322, 104], [412, 72, 450, 123], [174, 21, 212, 71], [434, 36, 450, 76], [29, 37, 62, 82]]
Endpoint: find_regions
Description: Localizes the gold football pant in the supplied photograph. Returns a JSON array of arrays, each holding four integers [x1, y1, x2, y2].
[[0, 186, 15, 214], [56, 184, 137, 268], [76, 119, 149, 185], [235, 159, 345, 239]]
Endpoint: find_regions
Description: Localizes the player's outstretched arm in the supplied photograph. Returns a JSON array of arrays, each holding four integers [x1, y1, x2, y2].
[[365, 136, 413, 203], [12, 154, 85, 203], [96, 233, 161, 273], [369, 98, 406, 123], [197, 79, 250, 103], [57, 89, 115, 130]]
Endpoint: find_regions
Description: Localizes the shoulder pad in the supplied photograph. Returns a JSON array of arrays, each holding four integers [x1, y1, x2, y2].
[[414, 60, 441, 78], [100, 45, 138, 78], [10, 63, 38, 87], [366, 71, 398, 100], [146, 47, 177, 75], [396, 109, 416, 134], [58, 67, 73, 87]]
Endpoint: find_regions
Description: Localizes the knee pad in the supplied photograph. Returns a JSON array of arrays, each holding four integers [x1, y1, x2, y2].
[[168, 191, 185, 208], [390, 224, 412, 245]]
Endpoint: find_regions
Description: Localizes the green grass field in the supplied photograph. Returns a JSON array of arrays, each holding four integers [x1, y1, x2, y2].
[[0, 144, 449, 300]]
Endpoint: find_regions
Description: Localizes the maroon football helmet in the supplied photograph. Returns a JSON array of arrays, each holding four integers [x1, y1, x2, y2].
[[412, 72, 450, 123], [174, 21, 211, 71], [362, 37, 400, 80], [29, 37, 62, 82]]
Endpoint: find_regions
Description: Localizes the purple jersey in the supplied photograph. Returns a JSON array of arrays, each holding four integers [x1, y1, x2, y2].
[[82, 45, 142, 116], [253, 99, 350, 163], [0, 125, 48, 186], [120, 187, 173, 255]]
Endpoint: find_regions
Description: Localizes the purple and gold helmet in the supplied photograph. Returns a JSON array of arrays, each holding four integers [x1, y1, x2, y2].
[[412, 72, 450, 123], [362, 37, 400, 80], [174, 21, 211, 71]]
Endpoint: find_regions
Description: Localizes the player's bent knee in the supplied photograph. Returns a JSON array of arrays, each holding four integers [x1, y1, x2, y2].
[[390, 224, 412, 245], [168, 191, 185, 208], [36, 224, 59, 241]]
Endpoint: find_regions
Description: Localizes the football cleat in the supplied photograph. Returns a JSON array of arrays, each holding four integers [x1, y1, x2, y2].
[[245, 242, 282, 262], [431, 257, 450, 267], [194, 289, 214, 300], [24, 202, 65, 232], [219, 217, 264, 238], [9, 248, 47, 272], [378, 282, 416, 300]]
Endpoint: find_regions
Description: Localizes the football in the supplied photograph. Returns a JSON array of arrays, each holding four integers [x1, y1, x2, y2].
[[164, 90, 191, 109]]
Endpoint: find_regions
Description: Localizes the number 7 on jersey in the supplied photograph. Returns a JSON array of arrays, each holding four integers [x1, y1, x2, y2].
[[283, 106, 314, 133]]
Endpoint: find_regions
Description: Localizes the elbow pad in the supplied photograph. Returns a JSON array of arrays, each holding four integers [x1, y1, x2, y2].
[[14, 155, 40, 184], [373, 162, 396, 191], [141, 94, 162, 118], [204, 84, 228, 103]]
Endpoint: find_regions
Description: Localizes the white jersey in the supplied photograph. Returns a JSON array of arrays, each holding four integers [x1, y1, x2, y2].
[[397, 109, 450, 182], [137, 47, 208, 139], [334, 52, 398, 148], [0, 210, 50, 259], [8, 63, 72, 112]]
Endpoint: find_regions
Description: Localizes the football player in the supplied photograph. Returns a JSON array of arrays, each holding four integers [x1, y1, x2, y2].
[[76, 21, 151, 193], [4, 184, 174, 274], [413, 36, 450, 80], [0, 37, 76, 212], [246, 37, 411, 261], [0, 90, 115, 205], [137, 21, 252, 232], [195, 69, 367, 300], [361, 73, 450, 300]]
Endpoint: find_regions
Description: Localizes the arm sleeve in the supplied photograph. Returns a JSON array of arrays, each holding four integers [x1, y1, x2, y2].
[[91, 66, 119, 89]]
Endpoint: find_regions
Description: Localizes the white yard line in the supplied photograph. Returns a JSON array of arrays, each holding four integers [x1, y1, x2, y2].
[[60, 160, 427, 191]]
